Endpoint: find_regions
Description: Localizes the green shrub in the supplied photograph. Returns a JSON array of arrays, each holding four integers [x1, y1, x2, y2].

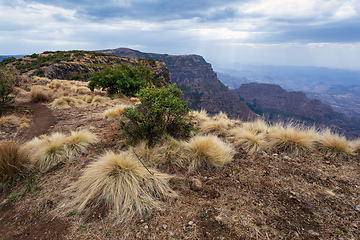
[[0, 67, 15, 113], [31, 68, 45, 77], [121, 85, 194, 145], [88, 63, 153, 96]]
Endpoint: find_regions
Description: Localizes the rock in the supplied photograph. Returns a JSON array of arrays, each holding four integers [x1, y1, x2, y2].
[[162, 224, 167, 230], [189, 178, 202, 191], [144, 225, 149, 229], [283, 155, 290, 160], [308, 230, 320, 236], [355, 205, 360, 212], [188, 221, 194, 226]]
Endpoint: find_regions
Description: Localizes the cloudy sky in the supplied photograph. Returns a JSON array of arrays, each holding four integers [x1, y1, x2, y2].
[[1, 0, 360, 70]]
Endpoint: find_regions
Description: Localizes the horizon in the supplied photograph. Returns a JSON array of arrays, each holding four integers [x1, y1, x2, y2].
[[1, 1, 360, 71]]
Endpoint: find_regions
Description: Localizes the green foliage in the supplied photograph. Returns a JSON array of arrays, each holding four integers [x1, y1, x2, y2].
[[0, 57, 16, 66], [31, 68, 45, 77], [88, 63, 153, 96], [121, 84, 194, 145], [0, 67, 15, 112]]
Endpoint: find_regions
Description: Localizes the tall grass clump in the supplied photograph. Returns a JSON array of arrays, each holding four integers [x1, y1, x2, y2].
[[199, 119, 234, 136], [67, 150, 177, 222], [351, 139, 360, 154], [189, 109, 210, 122], [66, 130, 99, 156], [134, 137, 186, 168], [241, 118, 269, 134], [183, 135, 235, 170], [317, 129, 354, 157], [23, 130, 98, 172], [0, 141, 30, 186], [103, 105, 131, 119], [30, 86, 53, 102], [267, 122, 317, 155], [229, 127, 267, 154]]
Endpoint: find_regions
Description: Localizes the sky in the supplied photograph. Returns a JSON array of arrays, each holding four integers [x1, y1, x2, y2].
[[1, 0, 360, 70]]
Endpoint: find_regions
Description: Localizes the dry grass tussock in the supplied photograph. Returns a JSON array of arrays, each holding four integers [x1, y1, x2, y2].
[[66, 150, 177, 222], [0, 115, 30, 128], [182, 135, 235, 170], [189, 109, 210, 121], [317, 129, 354, 157], [0, 141, 30, 186], [51, 96, 86, 109], [47, 80, 63, 89], [30, 86, 53, 102], [351, 139, 360, 153], [212, 111, 229, 121], [199, 119, 234, 136], [267, 122, 317, 155], [134, 137, 187, 167], [241, 118, 269, 134], [23, 130, 98, 172], [229, 127, 267, 154], [103, 104, 131, 119]]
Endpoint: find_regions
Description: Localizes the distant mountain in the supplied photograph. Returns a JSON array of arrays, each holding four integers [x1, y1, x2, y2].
[[98, 48, 255, 120], [231, 82, 360, 138], [217, 64, 360, 120]]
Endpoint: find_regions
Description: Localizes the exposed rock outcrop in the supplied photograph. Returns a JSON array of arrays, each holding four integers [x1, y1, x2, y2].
[[98, 48, 254, 120]]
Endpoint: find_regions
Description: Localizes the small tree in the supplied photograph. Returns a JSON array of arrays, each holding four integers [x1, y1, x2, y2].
[[0, 67, 15, 113], [121, 84, 194, 145], [88, 63, 153, 96]]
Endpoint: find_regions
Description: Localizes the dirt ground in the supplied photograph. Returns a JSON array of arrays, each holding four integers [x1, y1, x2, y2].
[[0, 81, 360, 240]]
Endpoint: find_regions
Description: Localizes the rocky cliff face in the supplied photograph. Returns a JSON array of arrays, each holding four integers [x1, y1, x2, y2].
[[98, 48, 254, 120], [232, 82, 360, 137]]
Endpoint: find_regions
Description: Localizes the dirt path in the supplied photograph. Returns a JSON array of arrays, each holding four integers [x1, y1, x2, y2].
[[18, 102, 58, 141]]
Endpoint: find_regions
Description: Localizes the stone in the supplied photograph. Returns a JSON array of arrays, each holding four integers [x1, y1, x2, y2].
[[189, 178, 202, 191], [188, 221, 194, 226]]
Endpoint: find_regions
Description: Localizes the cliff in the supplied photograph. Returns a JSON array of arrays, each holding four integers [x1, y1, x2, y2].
[[98, 48, 254, 120], [232, 82, 360, 137]]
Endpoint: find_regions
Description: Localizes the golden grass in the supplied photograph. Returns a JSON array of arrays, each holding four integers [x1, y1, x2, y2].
[[66, 130, 99, 156], [230, 127, 267, 154], [0, 115, 22, 127], [33, 133, 69, 171], [182, 135, 235, 169], [189, 109, 210, 121], [91, 95, 111, 106], [317, 129, 354, 157], [47, 80, 63, 89], [212, 111, 229, 120], [23, 131, 98, 171], [67, 150, 177, 222], [103, 105, 130, 119], [199, 119, 234, 136], [30, 86, 53, 102], [51, 96, 86, 108], [134, 137, 186, 167], [0, 141, 30, 184], [267, 123, 317, 155], [242, 118, 269, 134], [351, 139, 360, 153]]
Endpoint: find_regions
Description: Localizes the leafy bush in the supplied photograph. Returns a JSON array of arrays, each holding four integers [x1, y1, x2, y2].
[[88, 63, 153, 96], [121, 85, 194, 145], [0, 67, 15, 113]]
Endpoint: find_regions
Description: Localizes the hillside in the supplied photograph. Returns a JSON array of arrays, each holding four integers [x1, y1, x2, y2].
[[98, 48, 255, 120], [1, 51, 171, 88], [0, 73, 359, 239]]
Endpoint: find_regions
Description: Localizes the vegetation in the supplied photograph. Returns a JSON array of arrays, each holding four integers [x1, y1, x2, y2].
[[88, 63, 153, 96], [30, 86, 53, 102], [67, 150, 177, 222], [0, 141, 30, 185], [183, 135, 235, 169], [0, 67, 15, 113], [121, 84, 194, 145]]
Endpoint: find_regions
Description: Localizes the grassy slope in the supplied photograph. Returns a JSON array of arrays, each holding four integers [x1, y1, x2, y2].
[[0, 76, 359, 240]]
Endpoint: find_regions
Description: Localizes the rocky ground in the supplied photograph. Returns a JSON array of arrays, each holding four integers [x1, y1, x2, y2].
[[0, 78, 359, 240]]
